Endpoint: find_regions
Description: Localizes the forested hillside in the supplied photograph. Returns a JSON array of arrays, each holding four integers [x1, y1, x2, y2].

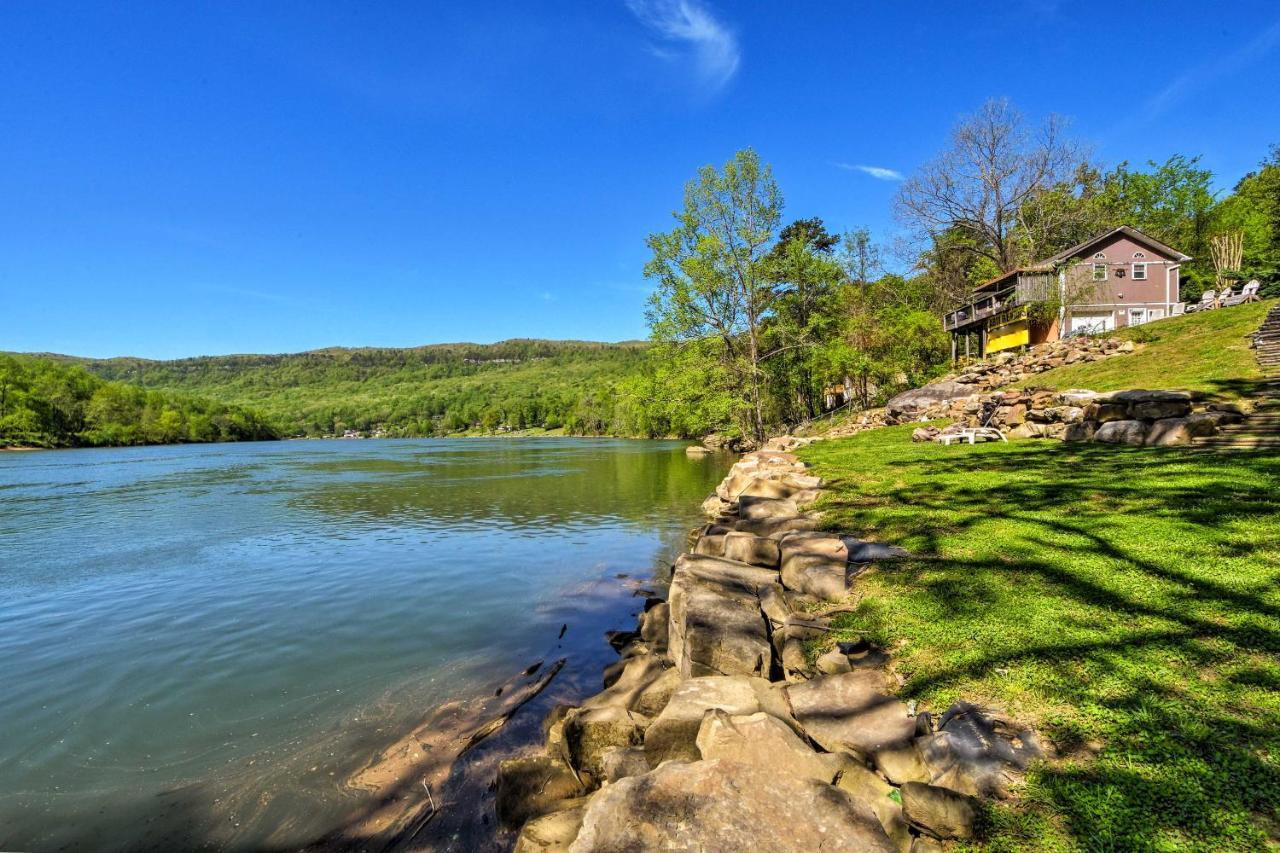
[[0, 356, 278, 448], [48, 339, 653, 438]]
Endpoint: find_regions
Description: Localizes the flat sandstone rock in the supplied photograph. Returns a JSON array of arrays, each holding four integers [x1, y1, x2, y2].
[[786, 670, 916, 760], [568, 759, 897, 853]]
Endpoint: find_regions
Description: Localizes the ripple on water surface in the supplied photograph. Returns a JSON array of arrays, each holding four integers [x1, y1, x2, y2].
[[0, 438, 729, 851]]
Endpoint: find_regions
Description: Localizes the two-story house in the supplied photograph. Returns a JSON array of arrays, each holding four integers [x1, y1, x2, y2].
[[944, 226, 1191, 357]]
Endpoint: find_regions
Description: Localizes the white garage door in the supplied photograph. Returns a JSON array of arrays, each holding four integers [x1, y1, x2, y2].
[[1070, 312, 1114, 335]]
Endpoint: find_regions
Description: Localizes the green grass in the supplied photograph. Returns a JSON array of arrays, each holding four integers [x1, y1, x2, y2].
[[799, 426, 1280, 850], [1017, 301, 1274, 399]]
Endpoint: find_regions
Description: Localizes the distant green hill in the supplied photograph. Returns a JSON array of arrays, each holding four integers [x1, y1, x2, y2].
[[38, 339, 653, 438], [0, 355, 278, 448]]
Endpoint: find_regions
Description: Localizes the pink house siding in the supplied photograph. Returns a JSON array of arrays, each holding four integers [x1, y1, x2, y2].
[[1060, 233, 1183, 331]]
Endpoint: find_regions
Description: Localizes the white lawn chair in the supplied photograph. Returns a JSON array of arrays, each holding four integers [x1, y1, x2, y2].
[[939, 427, 1007, 446], [1187, 290, 1216, 312], [1222, 281, 1261, 306]]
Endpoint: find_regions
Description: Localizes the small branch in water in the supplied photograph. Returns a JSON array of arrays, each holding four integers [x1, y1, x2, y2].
[[421, 778, 436, 814]]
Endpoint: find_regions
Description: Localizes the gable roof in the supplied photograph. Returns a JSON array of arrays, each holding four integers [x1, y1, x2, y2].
[[1043, 225, 1192, 264]]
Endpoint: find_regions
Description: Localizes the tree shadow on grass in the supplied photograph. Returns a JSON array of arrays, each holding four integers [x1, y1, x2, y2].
[[810, 437, 1280, 848]]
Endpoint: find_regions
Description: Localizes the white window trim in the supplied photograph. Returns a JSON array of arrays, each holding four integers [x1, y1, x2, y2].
[[1133, 251, 1146, 259], [1132, 262, 1148, 280], [1092, 263, 1107, 281]]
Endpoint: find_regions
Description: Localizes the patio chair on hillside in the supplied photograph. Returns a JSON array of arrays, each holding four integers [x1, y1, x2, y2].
[[1186, 290, 1217, 313], [937, 402, 1008, 446], [1221, 280, 1261, 307]]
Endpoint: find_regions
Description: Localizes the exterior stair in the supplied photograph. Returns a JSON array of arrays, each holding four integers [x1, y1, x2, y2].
[[1193, 309, 1280, 451], [1252, 305, 1280, 374], [1192, 388, 1280, 451]]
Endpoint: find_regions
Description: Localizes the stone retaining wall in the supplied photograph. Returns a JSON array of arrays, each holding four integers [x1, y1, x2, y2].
[[906, 388, 1245, 447], [497, 439, 1043, 852]]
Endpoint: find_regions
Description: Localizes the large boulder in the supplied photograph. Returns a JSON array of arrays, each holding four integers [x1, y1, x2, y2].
[[562, 706, 650, 782], [496, 755, 586, 828], [667, 554, 777, 678], [836, 762, 913, 850], [568, 759, 897, 853], [738, 495, 802, 522], [1082, 401, 1129, 423], [900, 781, 979, 840], [1185, 412, 1222, 437], [638, 602, 669, 651], [886, 381, 978, 417], [786, 671, 916, 761], [642, 675, 787, 766], [1093, 419, 1149, 445], [721, 530, 782, 568], [916, 702, 1043, 798], [1109, 389, 1192, 421], [1144, 417, 1193, 446], [696, 710, 842, 784], [583, 654, 679, 718], [514, 801, 589, 853], [779, 532, 852, 600], [1062, 421, 1096, 443]]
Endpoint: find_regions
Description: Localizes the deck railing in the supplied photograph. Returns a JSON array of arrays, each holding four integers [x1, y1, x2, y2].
[[943, 274, 1054, 332]]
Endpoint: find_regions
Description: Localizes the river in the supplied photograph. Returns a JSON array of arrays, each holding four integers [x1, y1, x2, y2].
[[0, 438, 727, 851]]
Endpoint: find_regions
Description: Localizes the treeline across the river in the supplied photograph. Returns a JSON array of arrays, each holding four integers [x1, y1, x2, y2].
[[0, 355, 279, 448], [57, 340, 655, 439]]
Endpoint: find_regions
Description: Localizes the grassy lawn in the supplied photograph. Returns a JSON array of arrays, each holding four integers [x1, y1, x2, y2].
[[799, 426, 1280, 851], [1017, 301, 1274, 399]]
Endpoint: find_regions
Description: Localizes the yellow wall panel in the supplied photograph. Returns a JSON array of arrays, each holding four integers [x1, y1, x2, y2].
[[987, 319, 1030, 353]]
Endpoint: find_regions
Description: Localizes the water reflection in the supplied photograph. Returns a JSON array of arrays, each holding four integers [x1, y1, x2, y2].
[[0, 438, 727, 852]]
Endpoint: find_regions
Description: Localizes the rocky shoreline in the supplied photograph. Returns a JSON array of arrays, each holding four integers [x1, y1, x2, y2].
[[495, 438, 1045, 852]]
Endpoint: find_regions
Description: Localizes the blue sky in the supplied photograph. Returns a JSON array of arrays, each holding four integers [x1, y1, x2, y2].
[[3, 1, 1279, 359]]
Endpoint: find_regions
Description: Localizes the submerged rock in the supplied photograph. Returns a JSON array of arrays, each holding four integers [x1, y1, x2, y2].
[[496, 754, 585, 828]]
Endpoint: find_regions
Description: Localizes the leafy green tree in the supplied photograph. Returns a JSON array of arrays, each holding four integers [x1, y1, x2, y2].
[[762, 218, 844, 423], [643, 148, 783, 443]]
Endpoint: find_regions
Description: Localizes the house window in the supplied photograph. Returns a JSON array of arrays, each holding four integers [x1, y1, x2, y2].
[[1130, 308, 1147, 326], [1094, 252, 1106, 259], [1133, 251, 1146, 259], [1132, 262, 1148, 280], [1092, 263, 1107, 281]]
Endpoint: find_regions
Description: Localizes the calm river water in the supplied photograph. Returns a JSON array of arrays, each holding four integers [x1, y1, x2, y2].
[[0, 438, 727, 852]]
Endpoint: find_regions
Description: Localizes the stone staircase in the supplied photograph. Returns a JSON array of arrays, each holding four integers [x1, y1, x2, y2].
[[1192, 385, 1280, 451], [1193, 308, 1280, 450], [1253, 305, 1280, 374]]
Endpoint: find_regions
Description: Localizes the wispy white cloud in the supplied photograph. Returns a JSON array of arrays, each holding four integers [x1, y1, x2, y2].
[[1140, 19, 1280, 123], [626, 0, 740, 91], [834, 162, 904, 181]]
